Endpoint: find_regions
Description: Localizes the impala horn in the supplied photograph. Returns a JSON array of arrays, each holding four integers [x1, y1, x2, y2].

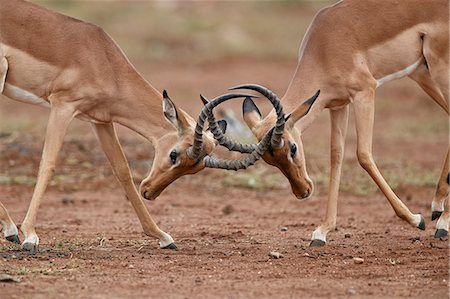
[[194, 85, 285, 171], [186, 93, 257, 161]]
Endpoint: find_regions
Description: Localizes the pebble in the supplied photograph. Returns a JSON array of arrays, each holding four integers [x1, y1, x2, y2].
[[280, 227, 288, 232], [61, 197, 74, 205], [0, 274, 20, 283], [344, 233, 351, 238], [269, 251, 283, 259], [346, 288, 356, 295], [222, 205, 234, 215], [353, 257, 364, 264]]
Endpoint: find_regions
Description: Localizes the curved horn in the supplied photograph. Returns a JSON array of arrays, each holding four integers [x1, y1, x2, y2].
[[230, 84, 285, 148], [204, 127, 274, 170], [187, 93, 256, 160]]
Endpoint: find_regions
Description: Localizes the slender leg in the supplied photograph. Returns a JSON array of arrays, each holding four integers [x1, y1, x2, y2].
[[20, 105, 75, 253], [431, 149, 449, 219], [92, 123, 176, 249], [409, 65, 449, 237], [353, 89, 425, 229], [310, 106, 349, 246], [434, 148, 449, 238], [0, 202, 20, 244]]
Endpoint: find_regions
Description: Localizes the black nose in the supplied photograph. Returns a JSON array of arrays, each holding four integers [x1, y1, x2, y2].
[[142, 191, 149, 200]]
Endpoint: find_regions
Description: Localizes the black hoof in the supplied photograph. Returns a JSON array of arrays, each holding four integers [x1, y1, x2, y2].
[[162, 243, 178, 250], [309, 239, 326, 247], [434, 229, 448, 239], [417, 215, 426, 230], [22, 242, 38, 254], [431, 211, 442, 221], [5, 234, 20, 244]]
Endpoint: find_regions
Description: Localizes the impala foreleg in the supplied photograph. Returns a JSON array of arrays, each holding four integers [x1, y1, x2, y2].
[[0, 202, 20, 244], [353, 90, 425, 230], [311, 106, 349, 246], [20, 105, 75, 253], [92, 123, 176, 249]]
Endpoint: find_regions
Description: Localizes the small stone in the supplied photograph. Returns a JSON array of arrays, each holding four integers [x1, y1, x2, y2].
[[347, 288, 356, 295], [269, 251, 283, 259], [62, 197, 74, 205], [128, 264, 134, 269], [280, 227, 288, 232], [353, 257, 364, 264], [0, 274, 20, 283], [344, 233, 351, 238], [222, 205, 234, 215]]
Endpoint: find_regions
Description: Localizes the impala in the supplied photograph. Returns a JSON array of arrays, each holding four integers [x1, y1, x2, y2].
[[206, 0, 449, 245], [0, 0, 246, 253]]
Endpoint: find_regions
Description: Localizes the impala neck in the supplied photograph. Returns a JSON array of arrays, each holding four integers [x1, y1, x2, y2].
[[113, 73, 173, 143], [282, 65, 331, 132]]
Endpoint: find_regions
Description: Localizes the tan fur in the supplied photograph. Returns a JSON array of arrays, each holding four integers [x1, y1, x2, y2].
[[0, 0, 217, 250], [244, 0, 449, 243]]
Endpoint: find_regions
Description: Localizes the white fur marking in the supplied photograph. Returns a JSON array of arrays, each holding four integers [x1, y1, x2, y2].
[[1, 221, 18, 238], [436, 215, 449, 231], [3, 83, 50, 108], [311, 228, 327, 242], [376, 59, 423, 88], [411, 214, 423, 227], [22, 233, 39, 246], [159, 232, 175, 248], [432, 200, 444, 212]]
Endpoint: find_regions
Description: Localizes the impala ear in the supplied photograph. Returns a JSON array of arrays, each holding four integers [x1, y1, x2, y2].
[[206, 119, 227, 134], [206, 119, 227, 145], [242, 96, 262, 131], [287, 90, 320, 126], [162, 90, 192, 135], [217, 119, 227, 134]]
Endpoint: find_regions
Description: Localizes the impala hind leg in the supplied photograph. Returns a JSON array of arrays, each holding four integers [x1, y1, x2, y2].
[[431, 149, 449, 221], [311, 106, 349, 246], [20, 105, 75, 253], [93, 123, 176, 249], [353, 90, 425, 230], [0, 202, 20, 244], [433, 149, 449, 238]]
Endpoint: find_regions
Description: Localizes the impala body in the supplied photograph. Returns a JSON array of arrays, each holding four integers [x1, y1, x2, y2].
[[0, 0, 224, 252], [238, 0, 449, 245]]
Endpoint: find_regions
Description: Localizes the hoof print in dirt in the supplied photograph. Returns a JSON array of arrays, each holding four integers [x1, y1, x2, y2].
[[434, 229, 448, 239], [431, 211, 442, 221], [5, 235, 20, 244], [162, 243, 178, 250], [309, 239, 326, 247], [417, 215, 426, 230], [22, 242, 39, 254]]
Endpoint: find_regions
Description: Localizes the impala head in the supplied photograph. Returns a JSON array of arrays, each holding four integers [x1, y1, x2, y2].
[[242, 90, 319, 200], [139, 91, 226, 200]]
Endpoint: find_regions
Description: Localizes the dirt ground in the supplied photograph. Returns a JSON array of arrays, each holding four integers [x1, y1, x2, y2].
[[1, 1, 449, 299]]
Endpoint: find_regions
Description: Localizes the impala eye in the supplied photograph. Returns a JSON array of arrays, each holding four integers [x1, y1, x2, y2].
[[289, 142, 297, 158], [169, 150, 177, 165]]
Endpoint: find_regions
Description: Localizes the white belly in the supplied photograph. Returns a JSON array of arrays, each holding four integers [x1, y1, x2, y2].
[[375, 58, 423, 88], [3, 83, 50, 108]]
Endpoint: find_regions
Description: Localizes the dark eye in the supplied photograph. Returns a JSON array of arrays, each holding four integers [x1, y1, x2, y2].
[[290, 142, 297, 158], [169, 150, 177, 165]]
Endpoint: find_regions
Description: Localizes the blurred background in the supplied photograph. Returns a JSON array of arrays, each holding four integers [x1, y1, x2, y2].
[[0, 0, 447, 197]]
